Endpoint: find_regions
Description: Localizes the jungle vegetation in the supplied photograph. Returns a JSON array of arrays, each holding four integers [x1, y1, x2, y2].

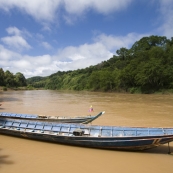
[[0, 69, 27, 90], [2, 35, 173, 93]]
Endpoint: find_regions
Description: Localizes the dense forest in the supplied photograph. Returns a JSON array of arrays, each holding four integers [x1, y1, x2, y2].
[[1, 35, 173, 93], [0, 69, 27, 89], [27, 35, 173, 94]]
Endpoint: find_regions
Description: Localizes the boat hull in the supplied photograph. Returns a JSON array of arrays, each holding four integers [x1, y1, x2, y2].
[[1, 128, 173, 150], [0, 111, 104, 124], [0, 118, 173, 151]]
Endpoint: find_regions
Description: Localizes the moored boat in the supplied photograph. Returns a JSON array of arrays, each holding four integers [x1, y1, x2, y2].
[[0, 111, 104, 124], [0, 116, 173, 152]]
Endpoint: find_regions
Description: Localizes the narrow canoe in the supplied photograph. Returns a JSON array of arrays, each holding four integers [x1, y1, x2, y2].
[[0, 117, 173, 151], [0, 111, 104, 124]]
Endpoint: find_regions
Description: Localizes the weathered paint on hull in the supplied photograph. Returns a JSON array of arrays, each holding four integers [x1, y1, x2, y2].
[[0, 128, 173, 151], [1, 117, 173, 151], [0, 111, 104, 124], [0, 117, 92, 123]]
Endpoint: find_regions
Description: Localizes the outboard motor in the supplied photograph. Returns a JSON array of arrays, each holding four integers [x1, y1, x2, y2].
[[73, 129, 84, 136]]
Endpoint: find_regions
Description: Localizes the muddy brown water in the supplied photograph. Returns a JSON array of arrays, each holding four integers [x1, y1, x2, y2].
[[0, 90, 173, 173]]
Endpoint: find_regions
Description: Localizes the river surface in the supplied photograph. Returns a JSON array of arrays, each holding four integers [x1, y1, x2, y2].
[[0, 90, 173, 173]]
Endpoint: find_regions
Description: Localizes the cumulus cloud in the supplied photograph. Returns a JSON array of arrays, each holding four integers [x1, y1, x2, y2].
[[1, 27, 31, 52], [62, 0, 133, 25], [1, 35, 31, 51], [0, 45, 22, 61], [0, 32, 144, 78], [53, 32, 145, 71], [56, 42, 113, 65], [93, 33, 146, 51], [0, 0, 62, 22], [0, 0, 172, 37], [0, 45, 56, 77], [0, 0, 133, 23], [1, 0, 171, 78], [12, 60, 31, 69]]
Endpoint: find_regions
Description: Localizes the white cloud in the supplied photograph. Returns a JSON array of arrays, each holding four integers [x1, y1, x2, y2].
[[157, 0, 173, 38], [12, 60, 31, 69], [94, 33, 146, 51], [0, 32, 144, 78], [0, 0, 133, 24], [2, 1, 168, 78], [0, 46, 56, 77], [63, 0, 133, 25], [63, 0, 133, 15], [0, 0, 62, 22], [6, 27, 21, 35], [56, 42, 113, 64], [0, 45, 21, 60], [53, 32, 146, 71], [1, 27, 31, 52], [1, 35, 31, 51]]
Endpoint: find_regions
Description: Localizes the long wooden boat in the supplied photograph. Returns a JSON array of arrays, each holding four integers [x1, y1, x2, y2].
[[0, 116, 173, 152], [0, 111, 104, 124]]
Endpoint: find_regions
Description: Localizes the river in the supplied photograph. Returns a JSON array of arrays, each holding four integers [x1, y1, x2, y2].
[[0, 90, 173, 173]]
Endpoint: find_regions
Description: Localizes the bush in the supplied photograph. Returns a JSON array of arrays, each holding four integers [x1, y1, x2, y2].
[[3, 86, 7, 91], [129, 87, 141, 94]]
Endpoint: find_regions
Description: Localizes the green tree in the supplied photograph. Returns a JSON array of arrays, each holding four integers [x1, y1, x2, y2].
[[0, 68, 5, 86], [116, 47, 129, 60], [88, 71, 101, 90], [4, 70, 15, 87], [131, 35, 167, 53], [14, 72, 27, 87]]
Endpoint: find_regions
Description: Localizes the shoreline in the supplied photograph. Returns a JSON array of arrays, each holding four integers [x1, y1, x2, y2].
[[0, 86, 173, 95]]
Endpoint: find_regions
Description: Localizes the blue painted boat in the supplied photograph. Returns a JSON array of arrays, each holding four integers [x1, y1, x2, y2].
[[0, 115, 173, 151], [0, 111, 104, 124]]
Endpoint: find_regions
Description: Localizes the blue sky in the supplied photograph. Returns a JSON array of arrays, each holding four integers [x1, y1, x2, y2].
[[0, 0, 173, 78]]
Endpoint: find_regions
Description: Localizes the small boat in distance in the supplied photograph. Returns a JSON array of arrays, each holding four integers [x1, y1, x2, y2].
[[0, 111, 105, 124], [0, 116, 173, 152]]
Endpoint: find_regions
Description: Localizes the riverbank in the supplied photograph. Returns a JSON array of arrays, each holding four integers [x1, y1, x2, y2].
[[0, 86, 42, 91], [0, 86, 173, 94]]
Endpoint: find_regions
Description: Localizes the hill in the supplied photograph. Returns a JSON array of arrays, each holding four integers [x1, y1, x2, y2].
[[27, 35, 173, 94]]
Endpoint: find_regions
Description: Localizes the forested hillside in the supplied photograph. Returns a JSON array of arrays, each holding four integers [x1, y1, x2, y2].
[[1, 35, 172, 93], [26, 35, 173, 93]]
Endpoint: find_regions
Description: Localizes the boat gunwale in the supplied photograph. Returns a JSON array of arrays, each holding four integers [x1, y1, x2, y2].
[[0, 111, 105, 124], [1, 117, 173, 151], [1, 118, 173, 139], [1, 126, 173, 140]]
